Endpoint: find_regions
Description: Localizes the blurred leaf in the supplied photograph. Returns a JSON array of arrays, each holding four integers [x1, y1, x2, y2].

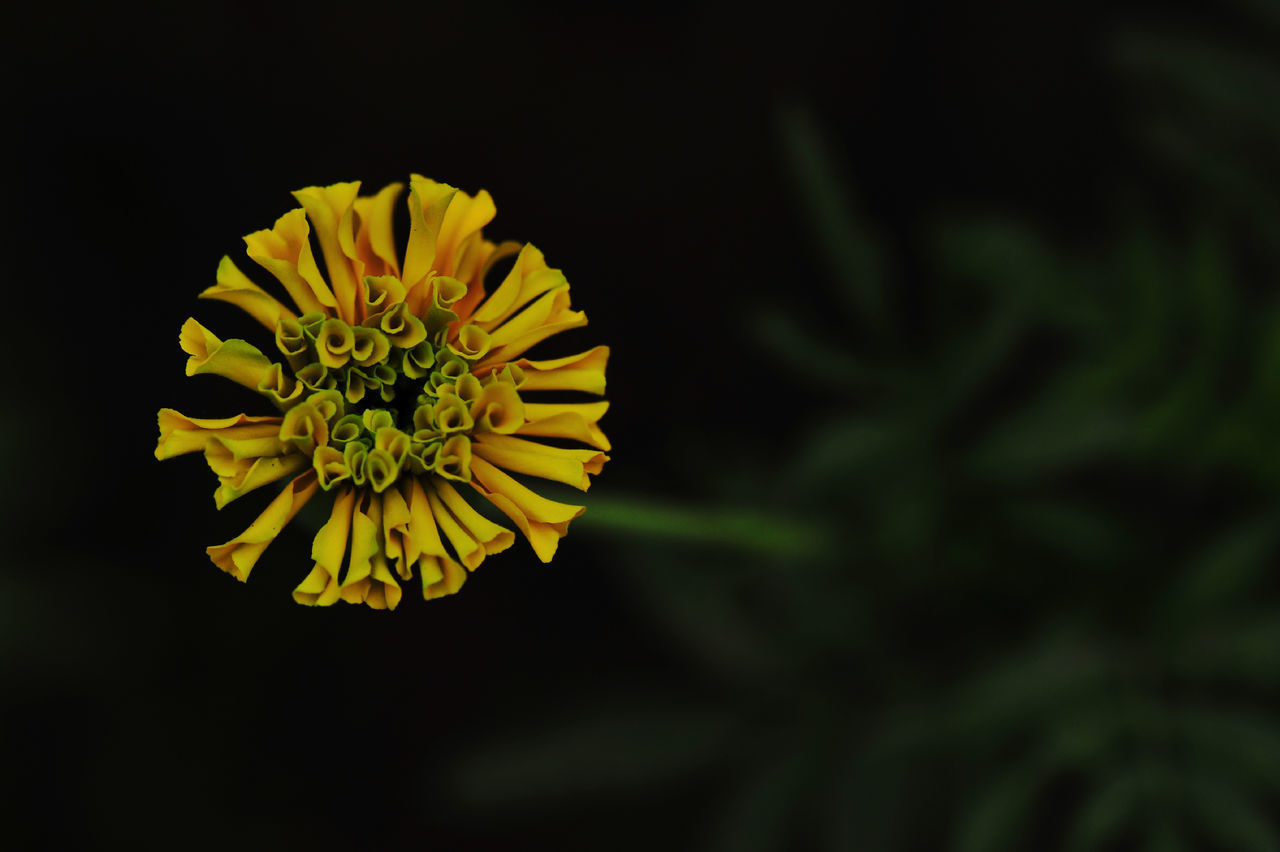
[[948, 632, 1111, 740], [452, 706, 740, 807], [1064, 767, 1146, 852], [1000, 500, 1123, 565], [1184, 773, 1280, 852], [751, 311, 893, 390], [785, 417, 906, 491], [710, 742, 814, 852], [1173, 611, 1280, 685], [776, 102, 889, 332], [576, 494, 828, 558], [964, 402, 1131, 481], [1179, 706, 1280, 794], [930, 218, 1101, 332], [618, 557, 787, 683], [952, 762, 1046, 852], [1158, 515, 1280, 624]]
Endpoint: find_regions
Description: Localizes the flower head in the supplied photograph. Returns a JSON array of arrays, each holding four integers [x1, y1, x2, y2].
[[157, 176, 609, 609]]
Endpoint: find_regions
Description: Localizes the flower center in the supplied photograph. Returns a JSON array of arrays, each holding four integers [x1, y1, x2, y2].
[[269, 290, 523, 494]]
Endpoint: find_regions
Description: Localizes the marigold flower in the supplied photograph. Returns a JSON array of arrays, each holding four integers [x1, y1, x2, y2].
[[157, 176, 609, 609]]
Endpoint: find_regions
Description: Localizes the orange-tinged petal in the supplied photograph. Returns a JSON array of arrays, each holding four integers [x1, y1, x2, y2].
[[402, 175, 458, 292], [353, 181, 404, 280], [454, 239, 521, 323], [435, 188, 496, 279], [293, 182, 362, 324], [244, 208, 336, 315], [469, 243, 564, 328], [206, 470, 319, 581], [518, 402, 611, 451], [512, 346, 609, 395]]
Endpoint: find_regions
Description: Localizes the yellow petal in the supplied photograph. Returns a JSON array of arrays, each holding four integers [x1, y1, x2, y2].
[[469, 243, 565, 328], [258, 362, 306, 410], [435, 188, 496, 279], [447, 323, 492, 360], [209, 450, 309, 510], [312, 445, 351, 490], [406, 477, 449, 559], [155, 409, 281, 460], [279, 401, 329, 456], [454, 239, 521, 323], [426, 487, 484, 570], [421, 555, 466, 599], [512, 346, 609, 395], [469, 456, 585, 524], [469, 483, 568, 563], [293, 182, 362, 324], [518, 402, 611, 451], [469, 381, 525, 434], [353, 181, 404, 280], [361, 274, 408, 321], [198, 256, 298, 331], [433, 479, 515, 555], [338, 489, 381, 603], [381, 484, 416, 580], [479, 288, 587, 367], [295, 486, 354, 605], [315, 318, 354, 369], [206, 470, 319, 581], [402, 175, 458, 291], [180, 318, 275, 391], [244, 207, 337, 315], [473, 434, 608, 490], [437, 434, 473, 482]]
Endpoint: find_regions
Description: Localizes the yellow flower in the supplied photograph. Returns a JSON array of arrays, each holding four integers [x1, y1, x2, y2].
[[157, 176, 610, 609]]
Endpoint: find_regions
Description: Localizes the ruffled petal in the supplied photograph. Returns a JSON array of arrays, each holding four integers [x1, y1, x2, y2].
[[180, 318, 275, 391], [206, 447, 309, 510], [338, 488, 386, 606], [206, 470, 319, 581], [294, 486, 354, 606], [244, 208, 337, 315], [199, 256, 298, 331], [155, 409, 281, 460]]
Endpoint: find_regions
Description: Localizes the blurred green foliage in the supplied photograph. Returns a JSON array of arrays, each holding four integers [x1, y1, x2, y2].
[[448, 4, 1280, 849]]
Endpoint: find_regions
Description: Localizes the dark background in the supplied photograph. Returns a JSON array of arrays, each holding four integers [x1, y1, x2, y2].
[[8, 0, 1280, 849]]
